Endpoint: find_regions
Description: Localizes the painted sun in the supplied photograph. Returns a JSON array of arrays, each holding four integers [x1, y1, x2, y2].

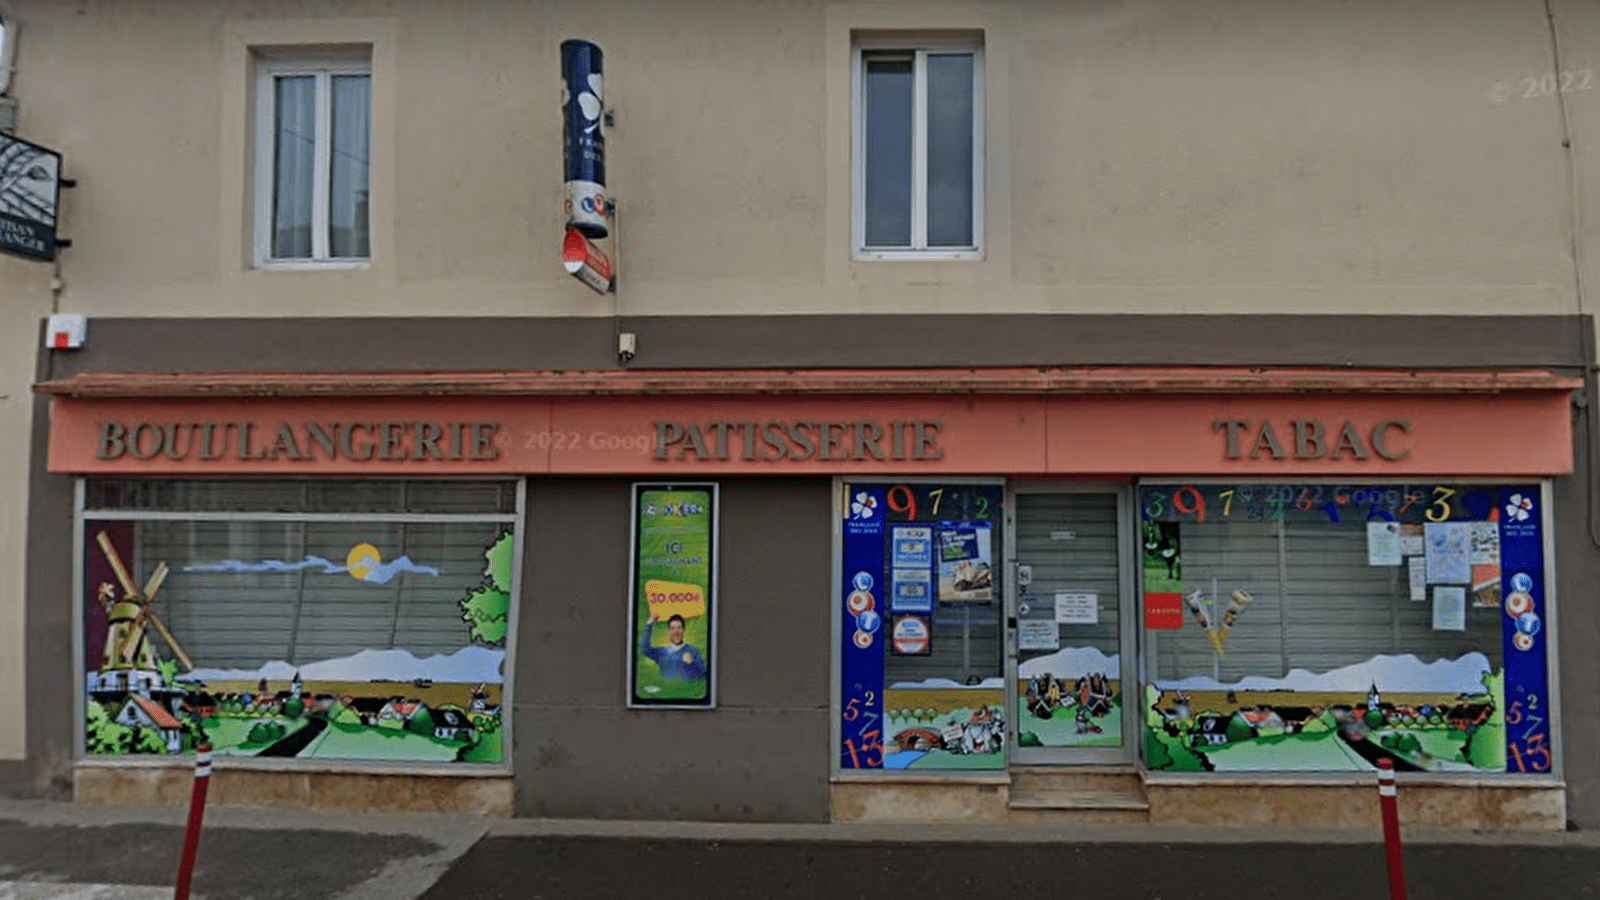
[[346, 543, 381, 581]]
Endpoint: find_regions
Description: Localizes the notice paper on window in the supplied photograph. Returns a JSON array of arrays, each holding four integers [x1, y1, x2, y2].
[[1054, 591, 1099, 625], [1408, 557, 1427, 601], [1424, 522, 1472, 584], [1469, 522, 1501, 565], [891, 526, 933, 568], [891, 568, 933, 613], [1367, 521, 1402, 566], [1432, 585, 1466, 632], [1400, 524, 1425, 557], [1017, 619, 1061, 651]]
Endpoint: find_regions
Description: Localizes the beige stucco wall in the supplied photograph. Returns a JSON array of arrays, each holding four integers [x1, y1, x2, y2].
[[0, 0, 1585, 319], [0, 254, 48, 762], [1556, 0, 1600, 355]]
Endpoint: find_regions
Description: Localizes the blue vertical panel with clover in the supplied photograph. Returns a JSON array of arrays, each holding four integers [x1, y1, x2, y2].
[[1498, 486, 1552, 773], [561, 39, 608, 237], [840, 486, 887, 768]]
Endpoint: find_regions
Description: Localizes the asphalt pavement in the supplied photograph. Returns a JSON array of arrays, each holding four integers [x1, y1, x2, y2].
[[1, 797, 1598, 900]]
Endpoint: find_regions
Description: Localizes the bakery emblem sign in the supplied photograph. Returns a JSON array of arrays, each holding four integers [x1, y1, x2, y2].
[[0, 132, 63, 261]]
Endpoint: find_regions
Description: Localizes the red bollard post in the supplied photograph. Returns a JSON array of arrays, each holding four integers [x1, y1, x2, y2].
[[1376, 758, 1409, 900], [173, 742, 213, 900]]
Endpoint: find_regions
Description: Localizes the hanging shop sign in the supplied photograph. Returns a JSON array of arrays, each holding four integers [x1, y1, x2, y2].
[[561, 39, 607, 238], [628, 483, 717, 709], [0, 132, 64, 261], [562, 225, 613, 293]]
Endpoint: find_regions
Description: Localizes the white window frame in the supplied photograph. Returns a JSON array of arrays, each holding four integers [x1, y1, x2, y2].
[[851, 37, 984, 261], [253, 53, 372, 268]]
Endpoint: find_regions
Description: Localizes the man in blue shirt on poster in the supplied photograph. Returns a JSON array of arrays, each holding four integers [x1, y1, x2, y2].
[[640, 613, 707, 682]]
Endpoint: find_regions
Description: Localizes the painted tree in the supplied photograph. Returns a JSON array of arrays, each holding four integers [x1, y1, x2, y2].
[[1464, 669, 1507, 770], [1142, 685, 1210, 772], [458, 529, 514, 645], [85, 702, 127, 755]]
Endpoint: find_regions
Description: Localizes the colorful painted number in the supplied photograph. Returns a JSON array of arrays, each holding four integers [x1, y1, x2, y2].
[[1426, 486, 1455, 522], [1173, 485, 1205, 522], [886, 485, 917, 521]]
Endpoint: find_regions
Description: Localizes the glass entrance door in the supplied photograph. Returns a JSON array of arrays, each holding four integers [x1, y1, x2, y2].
[[1007, 485, 1136, 764]]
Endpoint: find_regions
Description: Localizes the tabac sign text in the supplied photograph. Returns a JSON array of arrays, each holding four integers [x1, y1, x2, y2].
[[1213, 418, 1412, 461]]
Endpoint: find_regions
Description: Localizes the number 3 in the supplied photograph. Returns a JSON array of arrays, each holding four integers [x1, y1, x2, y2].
[[1426, 487, 1455, 522]]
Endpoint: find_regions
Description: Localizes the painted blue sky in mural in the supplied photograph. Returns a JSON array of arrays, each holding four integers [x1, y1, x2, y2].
[[186, 645, 505, 685], [1154, 652, 1492, 695], [183, 554, 440, 584]]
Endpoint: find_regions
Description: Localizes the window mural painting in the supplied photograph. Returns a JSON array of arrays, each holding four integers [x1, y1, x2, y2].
[[84, 517, 515, 764], [1141, 483, 1550, 775], [840, 482, 1006, 771]]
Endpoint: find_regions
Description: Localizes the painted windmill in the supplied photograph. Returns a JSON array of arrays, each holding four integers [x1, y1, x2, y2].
[[95, 530, 193, 675]]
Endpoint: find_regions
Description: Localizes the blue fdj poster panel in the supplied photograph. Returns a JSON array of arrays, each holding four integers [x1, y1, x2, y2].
[[1499, 486, 1552, 773], [841, 485, 887, 768]]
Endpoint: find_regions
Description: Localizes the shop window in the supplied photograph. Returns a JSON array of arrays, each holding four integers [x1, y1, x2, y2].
[[853, 37, 983, 259], [839, 481, 1005, 770], [254, 51, 372, 265], [81, 479, 518, 764], [1140, 482, 1552, 776]]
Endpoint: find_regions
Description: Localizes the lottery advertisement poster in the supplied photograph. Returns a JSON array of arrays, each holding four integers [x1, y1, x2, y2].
[[629, 484, 716, 709]]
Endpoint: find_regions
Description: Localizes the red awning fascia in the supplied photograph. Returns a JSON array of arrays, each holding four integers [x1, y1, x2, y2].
[[34, 367, 1584, 399]]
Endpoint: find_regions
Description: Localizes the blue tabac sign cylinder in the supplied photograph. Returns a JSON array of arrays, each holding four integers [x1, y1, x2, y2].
[[562, 39, 608, 238]]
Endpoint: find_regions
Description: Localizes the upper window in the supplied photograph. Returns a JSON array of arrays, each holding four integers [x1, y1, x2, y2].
[[853, 38, 983, 259], [0, 14, 15, 96], [254, 53, 371, 266]]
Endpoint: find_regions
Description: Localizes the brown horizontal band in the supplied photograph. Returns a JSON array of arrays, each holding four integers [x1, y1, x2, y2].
[[35, 366, 1584, 399]]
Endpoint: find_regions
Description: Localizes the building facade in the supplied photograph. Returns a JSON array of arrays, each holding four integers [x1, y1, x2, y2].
[[2, 0, 1599, 830]]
